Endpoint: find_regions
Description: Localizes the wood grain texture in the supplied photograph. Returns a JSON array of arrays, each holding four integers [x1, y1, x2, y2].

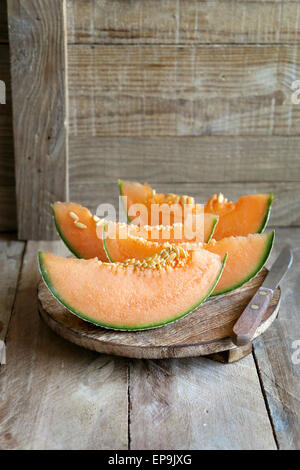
[[69, 181, 300, 227], [253, 228, 300, 449], [0, 241, 128, 450], [7, 0, 69, 240], [67, 0, 300, 45], [38, 268, 280, 359], [0, 238, 24, 344], [69, 136, 300, 183], [68, 44, 300, 137], [129, 355, 277, 449]]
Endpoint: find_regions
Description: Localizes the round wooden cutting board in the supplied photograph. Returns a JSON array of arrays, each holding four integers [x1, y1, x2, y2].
[[37, 268, 280, 360]]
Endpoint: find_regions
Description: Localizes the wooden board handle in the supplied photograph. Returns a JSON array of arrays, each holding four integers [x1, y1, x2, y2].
[[232, 287, 273, 346]]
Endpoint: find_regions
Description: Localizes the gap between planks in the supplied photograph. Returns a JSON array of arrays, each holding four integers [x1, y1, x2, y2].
[[252, 349, 280, 450]]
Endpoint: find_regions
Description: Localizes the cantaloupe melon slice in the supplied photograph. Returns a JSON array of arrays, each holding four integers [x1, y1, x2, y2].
[[119, 180, 272, 240], [119, 179, 218, 241], [204, 193, 273, 240], [103, 226, 274, 296], [39, 247, 226, 331], [52, 202, 216, 261], [51, 202, 107, 261], [205, 232, 274, 295]]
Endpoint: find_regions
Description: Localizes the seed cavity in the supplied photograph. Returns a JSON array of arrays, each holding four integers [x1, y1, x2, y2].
[[115, 246, 189, 270], [251, 304, 259, 310], [74, 221, 87, 229]]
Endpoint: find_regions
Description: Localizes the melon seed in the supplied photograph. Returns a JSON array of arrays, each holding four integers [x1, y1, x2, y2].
[[69, 211, 79, 221], [117, 246, 190, 271], [74, 221, 87, 229], [217, 193, 224, 203]]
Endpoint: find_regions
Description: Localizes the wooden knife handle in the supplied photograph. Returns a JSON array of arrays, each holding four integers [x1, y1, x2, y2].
[[232, 287, 273, 346]]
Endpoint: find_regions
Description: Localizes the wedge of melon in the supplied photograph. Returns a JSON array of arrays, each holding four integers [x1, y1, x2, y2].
[[205, 232, 274, 295], [119, 179, 218, 242], [103, 225, 274, 296], [51, 202, 108, 261], [204, 193, 273, 240], [39, 247, 226, 331]]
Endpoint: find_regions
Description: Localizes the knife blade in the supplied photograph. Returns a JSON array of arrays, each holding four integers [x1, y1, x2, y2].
[[232, 246, 293, 347], [261, 246, 293, 290]]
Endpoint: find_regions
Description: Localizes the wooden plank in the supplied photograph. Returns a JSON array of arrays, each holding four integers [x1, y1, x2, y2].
[[68, 44, 300, 137], [69, 181, 300, 227], [253, 228, 300, 449], [0, 241, 128, 450], [7, 0, 69, 240], [129, 355, 277, 449], [67, 0, 300, 45], [69, 136, 300, 183], [0, 0, 8, 43], [0, 238, 24, 347]]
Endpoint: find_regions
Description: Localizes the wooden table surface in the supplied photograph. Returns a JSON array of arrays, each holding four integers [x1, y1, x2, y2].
[[0, 228, 299, 450]]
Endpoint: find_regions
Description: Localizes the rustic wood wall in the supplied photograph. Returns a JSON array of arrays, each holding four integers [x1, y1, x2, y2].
[[5, 0, 300, 239], [0, 0, 16, 231], [67, 0, 300, 229]]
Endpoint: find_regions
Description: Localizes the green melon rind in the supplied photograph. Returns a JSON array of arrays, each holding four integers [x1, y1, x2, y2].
[[102, 222, 114, 263], [118, 179, 219, 243], [38, 251, 227, 331], [50, 204, 83, 259], [257, 193, 273, 234], [206, 215, 219, 243], [211, 231, 275, 297], [118, 179, 132, 224]]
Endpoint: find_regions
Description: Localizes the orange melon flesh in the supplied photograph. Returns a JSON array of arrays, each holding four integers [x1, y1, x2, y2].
[[204, 193, 273, 240], [102, 220, 214, 263], [39, 249, 224, 331], [52, 202, 107, 261], [103, 227, 274, 296], [119, 180, 218, 242], [104, 230, 165, 263], [205, 232, 274, 295]]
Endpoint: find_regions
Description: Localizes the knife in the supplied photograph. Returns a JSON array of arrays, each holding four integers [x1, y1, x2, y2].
[[232, 246, 293, 347]]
